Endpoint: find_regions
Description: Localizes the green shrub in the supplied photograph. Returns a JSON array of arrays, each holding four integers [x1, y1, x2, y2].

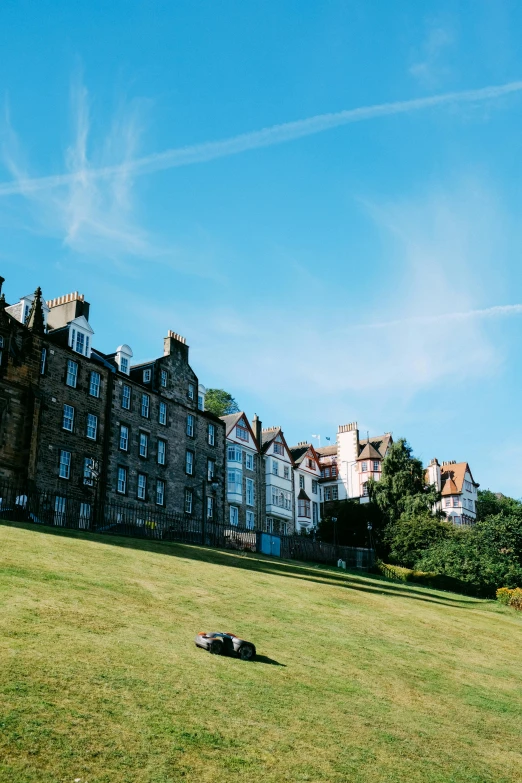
[[375, 561, 484, 596], [508, 587, 522, 610]]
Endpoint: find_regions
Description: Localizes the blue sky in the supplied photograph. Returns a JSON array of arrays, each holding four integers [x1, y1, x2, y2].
[[1, 1, 522, 496]]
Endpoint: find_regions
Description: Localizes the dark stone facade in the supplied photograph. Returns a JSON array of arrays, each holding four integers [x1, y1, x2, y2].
[[0, 278, 225, 523]]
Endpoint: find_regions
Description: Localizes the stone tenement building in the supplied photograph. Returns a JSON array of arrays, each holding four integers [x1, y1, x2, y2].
[[0, 277, 225, 524]]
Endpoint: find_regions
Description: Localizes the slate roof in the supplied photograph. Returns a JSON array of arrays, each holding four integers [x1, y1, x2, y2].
[[297, 488, 311, 501], [357, 434, 392, 459], [316, 445, 337, 457], [289, 445, 310, 465], [357, 442, 383, 461], [220, 412, 244, 431]]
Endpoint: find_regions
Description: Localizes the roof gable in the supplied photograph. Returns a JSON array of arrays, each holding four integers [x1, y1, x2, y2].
[[221, 412, 259, 450]]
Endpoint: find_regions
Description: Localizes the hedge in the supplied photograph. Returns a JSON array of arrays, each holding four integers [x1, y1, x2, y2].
[[374, 561, 488, 597]]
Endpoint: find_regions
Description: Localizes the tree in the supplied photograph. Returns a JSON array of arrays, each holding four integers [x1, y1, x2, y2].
[[386, 511, 454, 569], [204, 388, 240, 418], [368, 438, 441, 525]]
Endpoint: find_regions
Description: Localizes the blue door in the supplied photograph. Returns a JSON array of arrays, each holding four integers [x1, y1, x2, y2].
[[258, 533, 281, 557]]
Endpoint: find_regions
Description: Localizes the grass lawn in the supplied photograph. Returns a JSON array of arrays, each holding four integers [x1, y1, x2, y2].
[[1, 522, 521, 783]]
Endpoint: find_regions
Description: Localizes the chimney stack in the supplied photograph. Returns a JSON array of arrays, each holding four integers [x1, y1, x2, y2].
[[164, 329, 187, 356], [252, 414, 262, 446], [0, 276, 4, 296]]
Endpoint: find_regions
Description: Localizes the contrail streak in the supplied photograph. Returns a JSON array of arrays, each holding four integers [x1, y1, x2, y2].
[[1, 80, 522, 197], [355, 303, 522, 330]]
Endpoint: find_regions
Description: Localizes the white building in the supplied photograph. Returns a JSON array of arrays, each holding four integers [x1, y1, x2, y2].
[[221, 412, 262, 530], [427, 459, 479, 526], [317, 422, 392, 504], [261, 427, 295, 535], [289, 443, 322, 532]]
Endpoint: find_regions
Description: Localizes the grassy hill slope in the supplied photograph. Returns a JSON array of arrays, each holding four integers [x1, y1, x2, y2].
[[1, 522, 521, 783]]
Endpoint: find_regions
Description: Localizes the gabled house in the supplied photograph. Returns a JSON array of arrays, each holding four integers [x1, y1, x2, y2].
[[317, 422, 392, 504], [427, 459, 479, 526], [289, 443, 322, 532], [261, 426, 295, 535], [221, 412, 264, 529]]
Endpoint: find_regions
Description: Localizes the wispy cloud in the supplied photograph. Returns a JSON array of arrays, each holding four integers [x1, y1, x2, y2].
[[1, 80, 521, 198], [410, 22, 455, 88], [353, 303, 522, 330]]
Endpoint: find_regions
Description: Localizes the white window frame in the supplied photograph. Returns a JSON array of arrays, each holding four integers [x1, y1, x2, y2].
[[246, 478, 254, 506], [230, 506, 239, 527], [186, 414, 195, 437], [54, 496, 66, 525], [188, 382, 195, 400], [117, 467, 127, 494], [156, 479, 165, 506], [122, 384, 131, 410], [157, 439, 166, 465], [119, 425, 129, 451], [161, 369, 168, 388], [236, 425, 249, 441], [159, 400, 167, 425], [227, 444, 242, 463], [89, 371, 101, 398], [120, 356, 129, 375], [185, 488, 193, 514], [246, 510, 255, 529], [59, 450, 71, 479], [185, 450, 194, 475], [312, 479, 318, 494], [139, 432, 148, 458], [143, 368, 151, 383], [272, 460, 279, 476], [228, 468, 242, 495], [62, 404, 74, 432], [245, 452, 254, 471], [83, 457, 94, 486], [141, 393, 150, 418], [332, 486, 339, 500], [299, 474, 305, 489], [361, 461, 368, 473], [86, 413, 98, 441], [207, 496, 214, 520], [208, 423, 215, 446], [66, 359, 78, 388], [137, 473, 147, 500], [207, 458, 215, 481], [40, 347, 47, 375]]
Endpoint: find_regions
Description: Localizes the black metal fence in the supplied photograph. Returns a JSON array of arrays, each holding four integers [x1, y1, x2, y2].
[[0, 482, 374, 569]]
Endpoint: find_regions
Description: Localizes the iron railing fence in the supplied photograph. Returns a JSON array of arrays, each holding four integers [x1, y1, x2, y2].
[[0, 482, 374, 569]]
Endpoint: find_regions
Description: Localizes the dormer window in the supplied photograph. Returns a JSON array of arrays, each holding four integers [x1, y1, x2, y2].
[[68, 317, 93, 358], [115, 345, 133, 375], [143, 369, 151, 383]]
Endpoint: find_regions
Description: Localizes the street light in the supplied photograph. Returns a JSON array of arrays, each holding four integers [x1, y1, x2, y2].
[[331, 516, 338, 547]]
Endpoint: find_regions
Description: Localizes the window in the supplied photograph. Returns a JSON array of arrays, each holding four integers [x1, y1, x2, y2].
[[324, 467, 331, 478], [361, 461, 368, 472], [307, 458, 314, 469], [62, 404, 74, 432], [298, 499, 311, 518], [185, 489, 193, 514], [117, 467, 127, 494], [198, 394, 204, 411], [465, 480, 472, 492], [453, 496, 459, 507], [208, 423, 215, 446], [284, 465, 290, 480], [236, 425, 249, 441], [228, 468, 242, 495], [266, 518, 273, 533], [159, 401, 167, 425], [156, 479, 165, 506], [141, 393, 150, 418], [119, 425, 129, 451], [281, 522, 288, 535], [227, 444, 242, 463], [312, 479, 318, 494], [161, 369, 168, 388], [454, 516, 461, 525], [207, 496, 214, 520], [66, 359, 78, 388], [324, 488, 331, 501], [188, 382, 195, 400], [273, 442, 284, 455], [320, 469, 325, 478], [120, 356, 129, 375], [332, 486, 339, 500], [157, 439, 166, 465], [444, 497, 451, 508], [86, 413, 98, 441], [75, 331, 85, 355], [270, 487, 292, 510], [89, 371, 101, 398], [79, 503, 91, 529], [207, 459, 215, 481], [245, 452, 254, 471], [122, 384, 131, 410], [185, 450, 194, 475], [373, 461, 379, 472], [143, 368, 151, 383], [299, 475, 305, 489], [468, 499, 474, 512], [186, 414, 195, 437], [59, 450, 71, 479], [246, 478, 254, 506], [312, 502, 319, 525], [137, 474, 147, 501], [40, 347, 47, 375], [331, 465, 337, 477], [362, 483, 369, 497], [54, 496, 66, 525], [83, 457, 94, 486], [139, 432, 148, 458], [272, 460, 279, 476], [230, 506, 239, 526]]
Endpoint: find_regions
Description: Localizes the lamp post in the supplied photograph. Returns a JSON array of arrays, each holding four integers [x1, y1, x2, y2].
[[331, 516, 338, 547]]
